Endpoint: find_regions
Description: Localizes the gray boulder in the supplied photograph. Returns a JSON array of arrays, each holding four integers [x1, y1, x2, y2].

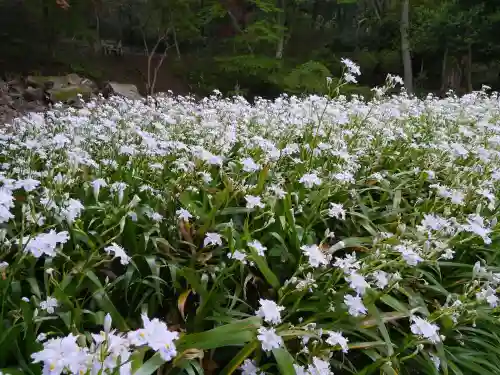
[[104, 82, 143, 101]]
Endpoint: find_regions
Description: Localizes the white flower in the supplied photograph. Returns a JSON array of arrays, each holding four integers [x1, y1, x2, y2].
[[419, 214, 451, 233], [36, 333, 48, 342], [299, 173, 322, 188], [294, 364, 309, 375], [410, 316, 441, 343], [334, 253, 360, 274], [240, 359, 263, 375], [344, 294, 367, 317], [119, 145, 136, 156], [0, 188, 14, 223], [439, 248, 455, 260], [344, 73, 357, 83], [104, 243, 131, 265], [241, 157, 260, 172], [60, 198, 84, 223], [326, 331, 349, 353], [248, 240, 267, 256], [91, 178, 107, 199], [476, 286, 499, 308], [204, 232, 222, 247], [31, 334, 90, 375], [341, 57, 361, 75], [245, 195, 265, 209], [128, 314, 179, 361], [394, 243, 423, 266], [295, 357, 334, 375], [40, 296, 58, 314], [110, 182, 128, 205], [332, 171, 354, 184], [146, 211, 163, 222], [103, 313, 112, 334], [176, 208, 192, 221], [227, 250, 247, 263], [23, 230, 69, 258], [0, 261, 8, 270], [371, 270, 389, 289], [309, 357, 334, 375], [16, 178, 40, 192], [257, 326, 283, 351], [199, 171, 212, 184], [463, 214, 492, 244], [328, 203, 346, 220], [301, 244, 330, 268], [256, 299, 285, 325], [430, 353, 441, 371], [346, 272, 370, 295]]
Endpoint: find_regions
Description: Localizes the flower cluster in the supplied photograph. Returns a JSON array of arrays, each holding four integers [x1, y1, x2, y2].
[[0, 58, 498, 374], [31, 314, 178, 375]]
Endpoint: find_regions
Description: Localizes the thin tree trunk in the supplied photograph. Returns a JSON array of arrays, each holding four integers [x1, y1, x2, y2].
[[311, 0, 319, 28], [400, 0, 413, 94], [42, 0, 52, 56], [172, 26, 181, 60], [170, 12, 181, 60], [440, 47, 448, 93], [370, 0, 382, 21], [225, 8, 253, 53], [275, 0, 286, 58], [466, 44, 472, 92], [93, 0, 100, 53]]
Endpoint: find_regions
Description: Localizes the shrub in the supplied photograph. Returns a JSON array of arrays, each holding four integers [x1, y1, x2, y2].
[[0, 63, 499, 375], [282, 60, 332, 95]]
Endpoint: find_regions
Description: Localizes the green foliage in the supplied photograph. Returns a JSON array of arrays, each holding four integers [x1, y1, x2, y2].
[[282, 60, 332, 95], [377, 49, 401, 76]]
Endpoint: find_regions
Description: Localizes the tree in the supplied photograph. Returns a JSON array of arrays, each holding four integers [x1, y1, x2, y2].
[[400, 0, 413, 93]]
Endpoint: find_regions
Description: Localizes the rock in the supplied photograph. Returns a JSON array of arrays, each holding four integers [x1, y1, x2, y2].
[[104, 82, 143, 100], [66, 73, 83, 85], [23, 87, 45, 101], [20, 101, 47, 113], [26, 75, 53, 89], [26, 74, 85, 90], [81, 78, 98, 92], [47, 85, 93, 103], [0, 79, 7, 92], [8, 79, 24, 95]]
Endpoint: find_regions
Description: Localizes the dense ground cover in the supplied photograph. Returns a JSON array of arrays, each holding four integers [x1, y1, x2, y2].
[[1, 62, 500, 375]]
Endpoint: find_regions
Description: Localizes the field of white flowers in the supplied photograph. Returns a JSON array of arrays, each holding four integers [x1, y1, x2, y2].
[[0, 61, 500, 375]]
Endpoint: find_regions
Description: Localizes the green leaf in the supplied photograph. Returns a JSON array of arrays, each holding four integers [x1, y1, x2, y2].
[[177, 317, 261, 351], [0, 368, 26, 375], [220, 340, 259, 375], [85, 270, 129, 331], [379, 295, 410, 314], [250, 250, 280, 289], [366, 303, 394, 356], [130, 348, 146, 373], [273, 347, 297, 375], [133, 352, 165, 375]]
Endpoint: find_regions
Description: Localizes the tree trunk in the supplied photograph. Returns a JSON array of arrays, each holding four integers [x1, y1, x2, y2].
[[440, 47, 448, 93], [466, 44, 472, 92], [400, 0, 413, 94], [275, 0, 286, 59], [170, 11, 181, 60], [42, 0, 52, 56], [93, 0, 100, 53]]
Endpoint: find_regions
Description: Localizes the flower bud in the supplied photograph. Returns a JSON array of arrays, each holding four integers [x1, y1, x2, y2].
[[104, 313, 112, 333]]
